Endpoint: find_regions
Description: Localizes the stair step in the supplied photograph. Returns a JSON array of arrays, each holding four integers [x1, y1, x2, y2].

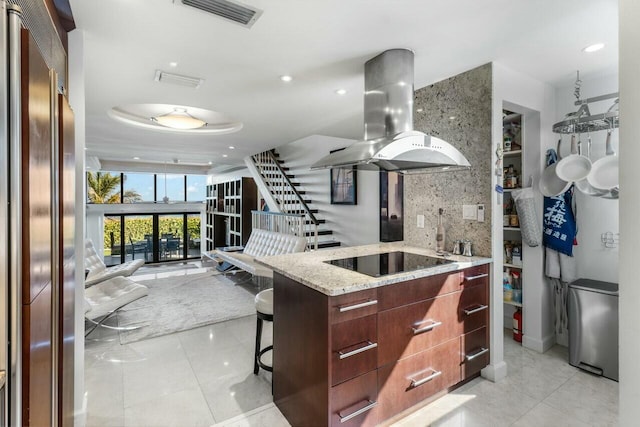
[[305, 219, 326, 225], [311, 241, 342, 249], [305, 230, 333, 237], [289, 209, 319, 214], [255, 163, 289, 171], [281, 199, 312, 205], [264, 173, 295, 179]]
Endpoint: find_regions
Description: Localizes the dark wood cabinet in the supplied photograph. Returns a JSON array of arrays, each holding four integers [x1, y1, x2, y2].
[[273, 263, 490, 427], [204, 177, 257, 251]]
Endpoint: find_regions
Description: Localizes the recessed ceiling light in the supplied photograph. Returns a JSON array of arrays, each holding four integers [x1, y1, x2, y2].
[[222, 154, 228, 158], [229, 146, 235, 149], [416, 108, 424, 113], [280, 75, 293, 82], [133, 156, 140, 160], [583, 43, 605, 53], [449, 116, 457, 120], [169, 61, 178, 67], [335, 89, 347, 95], [208, 161, 213, 165]]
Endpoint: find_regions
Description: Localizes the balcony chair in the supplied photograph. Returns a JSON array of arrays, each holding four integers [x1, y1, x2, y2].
[[84, 276, 149, 337], [85, 239, 145, 287]]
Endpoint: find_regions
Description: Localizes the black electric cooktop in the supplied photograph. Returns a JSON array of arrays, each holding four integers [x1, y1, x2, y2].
[[325, 251, 453, 278]]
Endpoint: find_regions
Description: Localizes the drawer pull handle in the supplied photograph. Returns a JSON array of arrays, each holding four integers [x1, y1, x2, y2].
[[465, 347, 489, 361], [409, 369, 442, 388], [411, 320, 442, 335], [338, 299, 378, 313], [465, 273, 489, 281], [464, 304, 488, 315], [339, 399, 377, 423], [338, 341, 378, 360]]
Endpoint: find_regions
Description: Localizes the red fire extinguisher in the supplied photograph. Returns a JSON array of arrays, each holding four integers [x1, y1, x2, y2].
[[513, 308, 523, 342]]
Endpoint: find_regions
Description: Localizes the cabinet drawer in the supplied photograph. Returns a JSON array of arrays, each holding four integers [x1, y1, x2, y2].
[[332, 315, 378, 386], [460, 264, 490, 289], [378, 292, 460, 366], [377, 338, 461, 421], [331, 288, 378, 324], [458, 283, 489, 335], [460, 327, 489, 379], [330, 370, 378, 427], [378, 271, 463, 311]]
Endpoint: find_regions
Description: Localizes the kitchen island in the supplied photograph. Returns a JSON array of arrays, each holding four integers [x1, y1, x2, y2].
[[257, 242, 492, 427]]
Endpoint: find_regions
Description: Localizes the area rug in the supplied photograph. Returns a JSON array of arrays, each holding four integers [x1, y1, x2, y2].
[[117, 272, 256, 344]]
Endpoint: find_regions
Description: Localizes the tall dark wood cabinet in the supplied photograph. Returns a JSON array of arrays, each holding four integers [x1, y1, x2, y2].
[[21, 29, 53, 427]]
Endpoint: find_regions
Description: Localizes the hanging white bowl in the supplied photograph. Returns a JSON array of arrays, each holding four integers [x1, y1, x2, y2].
[[540, 163, 572, 197], [555, 135, 592, 182], [587, 156, 619, 190]]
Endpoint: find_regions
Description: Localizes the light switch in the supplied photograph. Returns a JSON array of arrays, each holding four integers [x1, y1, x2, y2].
[[477, 204, 485, 222], [462, 205, 477, 220], [417, 214, 425, 228]]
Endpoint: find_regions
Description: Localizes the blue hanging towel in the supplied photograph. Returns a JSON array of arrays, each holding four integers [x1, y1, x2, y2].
[[542, 149, 577, 256]]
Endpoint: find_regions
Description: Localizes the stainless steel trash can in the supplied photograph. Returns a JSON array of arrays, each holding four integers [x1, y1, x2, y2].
[[568, 279, 618, 381]]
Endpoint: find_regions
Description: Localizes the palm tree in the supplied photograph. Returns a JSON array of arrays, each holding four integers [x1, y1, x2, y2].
[[87, 172, 121, 204], [87, 172, 143, 204]]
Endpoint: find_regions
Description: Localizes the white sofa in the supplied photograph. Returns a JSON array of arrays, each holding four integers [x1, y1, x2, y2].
[[214, 229, 307, 278], [85, 239, 145, 287]]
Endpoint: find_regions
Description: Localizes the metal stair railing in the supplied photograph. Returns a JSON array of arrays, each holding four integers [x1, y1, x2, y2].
[[251, 150, 319, 250], [251, 211, 305, 242]]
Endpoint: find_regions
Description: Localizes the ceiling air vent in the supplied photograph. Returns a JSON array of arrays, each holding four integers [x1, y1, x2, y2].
[[181, 0, 263, 28], [154, 70, 204, 89]]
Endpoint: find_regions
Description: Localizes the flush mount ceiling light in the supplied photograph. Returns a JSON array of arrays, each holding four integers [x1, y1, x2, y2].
[[280, 75, 293, 82], [108, 103, 243, 135], [583, 43, 605, 53], [152, 108, 207, 130]]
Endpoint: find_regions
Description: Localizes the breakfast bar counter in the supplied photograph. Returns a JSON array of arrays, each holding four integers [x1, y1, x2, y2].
[[255, 241, 491, 296]]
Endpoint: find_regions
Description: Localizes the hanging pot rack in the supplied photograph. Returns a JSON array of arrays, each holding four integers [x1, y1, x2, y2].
[[552, 92, 619, 134], [552, 71, 619, 134]]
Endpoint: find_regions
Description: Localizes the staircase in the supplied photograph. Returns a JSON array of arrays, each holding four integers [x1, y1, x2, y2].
[[246, 150, 341, 250]]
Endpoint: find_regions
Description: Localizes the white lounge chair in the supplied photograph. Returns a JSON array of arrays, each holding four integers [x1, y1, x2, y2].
[[85, 239, 145, 287], [84, 276, 149, 337]]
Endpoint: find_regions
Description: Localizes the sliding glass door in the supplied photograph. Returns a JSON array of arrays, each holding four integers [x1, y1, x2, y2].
[[103, 212, 200, 265]]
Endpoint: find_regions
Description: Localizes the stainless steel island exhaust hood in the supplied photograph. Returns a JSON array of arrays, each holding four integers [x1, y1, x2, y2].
[[311, 49, 470, 173]]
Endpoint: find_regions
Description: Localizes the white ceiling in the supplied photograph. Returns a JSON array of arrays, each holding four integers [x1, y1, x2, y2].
[[70, 0, 618, 171]]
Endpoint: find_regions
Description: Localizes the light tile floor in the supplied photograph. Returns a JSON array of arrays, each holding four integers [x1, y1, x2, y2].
[[85, 265, 618, 427]]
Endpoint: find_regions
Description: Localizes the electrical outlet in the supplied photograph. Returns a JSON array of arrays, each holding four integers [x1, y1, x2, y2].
[[417, 214, 425, 228], [462, 205, 477, 220], [477, 204, 485, 222]]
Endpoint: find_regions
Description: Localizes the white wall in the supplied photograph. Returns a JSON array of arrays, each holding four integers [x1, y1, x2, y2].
[[619, 0, 640, 424], [274, 135, 379, 247], [68, 29, 86, 427], [493, 62, 557, 357], [554, 73, 619, 283]]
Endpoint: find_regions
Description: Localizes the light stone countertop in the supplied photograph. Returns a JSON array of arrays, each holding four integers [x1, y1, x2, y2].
[[256, 242, 492, 296]]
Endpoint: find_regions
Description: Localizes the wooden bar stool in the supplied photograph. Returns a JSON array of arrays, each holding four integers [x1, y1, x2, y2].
[[254, 288, 273, 374]]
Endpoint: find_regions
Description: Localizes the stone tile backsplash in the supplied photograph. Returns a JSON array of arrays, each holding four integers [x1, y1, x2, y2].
[[404, 63, 493, 257]]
